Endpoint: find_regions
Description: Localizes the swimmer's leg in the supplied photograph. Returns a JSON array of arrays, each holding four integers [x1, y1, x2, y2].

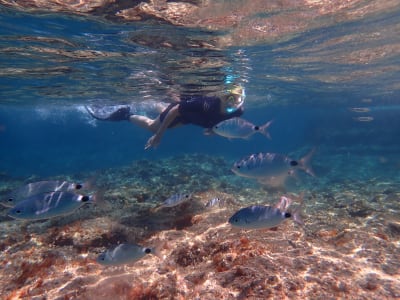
[[129, 115, 160, 133]]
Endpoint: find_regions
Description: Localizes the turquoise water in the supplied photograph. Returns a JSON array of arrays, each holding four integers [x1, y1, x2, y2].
[[0, 3, 399, 299]]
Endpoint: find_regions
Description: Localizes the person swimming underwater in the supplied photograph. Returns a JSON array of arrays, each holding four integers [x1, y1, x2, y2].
[[86, 85, 246, 149]]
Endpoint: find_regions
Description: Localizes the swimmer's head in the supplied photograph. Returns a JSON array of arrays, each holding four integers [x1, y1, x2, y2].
[[222, 85, 245, 113]]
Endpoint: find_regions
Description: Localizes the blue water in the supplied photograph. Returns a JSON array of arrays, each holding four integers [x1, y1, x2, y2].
[[0, 5, 399, 183]]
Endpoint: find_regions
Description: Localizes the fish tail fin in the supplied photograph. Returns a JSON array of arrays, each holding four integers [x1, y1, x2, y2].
[[291, 206, 305, 227], [291, 192, 306, 226], [299, 147, 316, 177], [258, 120, 273, 139], [89, 190, 108, 209], [292, 208, 304, 226]]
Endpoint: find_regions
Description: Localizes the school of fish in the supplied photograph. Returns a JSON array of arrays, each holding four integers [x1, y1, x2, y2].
[[2, 114, 316, 266]]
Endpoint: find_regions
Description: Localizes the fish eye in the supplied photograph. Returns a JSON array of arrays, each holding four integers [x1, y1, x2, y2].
[[8, 198, 13, 202], [185, 194, 189, 198], [236, 165, 241, 169], [15, 209, 21, 214], [290, 161, 298, 166], [82, 196, 90, 202], [75, 184, 83, 189], [144, 248, 152, 254]]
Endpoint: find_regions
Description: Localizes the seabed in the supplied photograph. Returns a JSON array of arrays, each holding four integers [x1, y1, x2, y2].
[[0, 154, 399, 299]]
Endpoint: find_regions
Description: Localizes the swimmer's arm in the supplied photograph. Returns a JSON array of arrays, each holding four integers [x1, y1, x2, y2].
[[145, 105, 180, 149]]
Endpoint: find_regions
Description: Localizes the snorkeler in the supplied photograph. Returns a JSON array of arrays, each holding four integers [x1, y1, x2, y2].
[[86, 85, 246, 149]]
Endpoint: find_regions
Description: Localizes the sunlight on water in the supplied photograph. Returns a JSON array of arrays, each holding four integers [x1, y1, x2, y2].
[[0, 2, 398, 107]]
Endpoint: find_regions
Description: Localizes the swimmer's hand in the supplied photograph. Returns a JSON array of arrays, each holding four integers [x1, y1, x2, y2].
[[145, 107, 177, 149], [145, 134, 161, 150]]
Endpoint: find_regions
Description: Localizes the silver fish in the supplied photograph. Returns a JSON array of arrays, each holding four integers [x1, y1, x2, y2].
[[212, 117, 273, 139], [97, 243, 154, 266], [7, 191, 94, 220], [353, 116, 374, 122], [229, 193, 304, 229], [349, 107, 371, 113], [205, 197, 224, 208], [161, 193, 192, 208], [231, 149, 315, 180], [229, 204, 303, 229], [2, 180, 87, 208], [229, 205, 290, 229]]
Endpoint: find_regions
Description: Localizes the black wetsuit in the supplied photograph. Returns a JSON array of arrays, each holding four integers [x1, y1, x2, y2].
[[160, 96, 243, 128], [86, 96, 243, 126]]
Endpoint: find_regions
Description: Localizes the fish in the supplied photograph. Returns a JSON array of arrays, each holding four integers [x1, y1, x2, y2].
[[212, 117, 273, 139], [97, 243, 155, 266], [349, 107, 371, 113], [205, 197, 224, 208], [7, 191, 95, 220], [231, 149, 315, 181], [2, 180, 89, 208], [353, 116, 374, 122], [161, 193, 192, 208], [228, 202, 303, 230]]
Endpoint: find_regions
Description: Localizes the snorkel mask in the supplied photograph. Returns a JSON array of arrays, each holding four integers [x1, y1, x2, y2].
[[224, 85, 245, 113]]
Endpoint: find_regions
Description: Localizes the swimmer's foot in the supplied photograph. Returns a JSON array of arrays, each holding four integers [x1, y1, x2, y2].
[[85, 105, 131, 121]]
